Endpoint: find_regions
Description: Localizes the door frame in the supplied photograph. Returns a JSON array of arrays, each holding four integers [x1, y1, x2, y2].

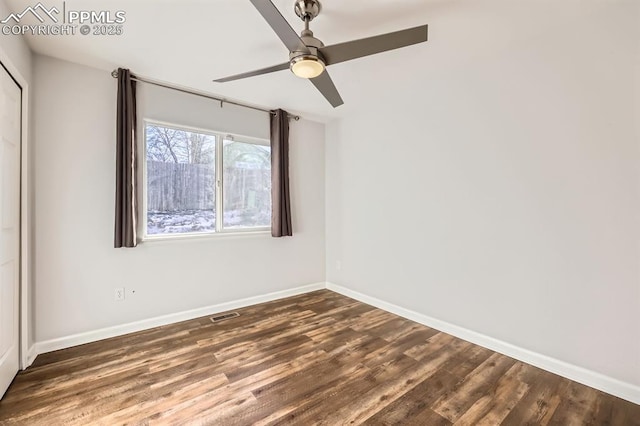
[[0, 45, 32, 370]]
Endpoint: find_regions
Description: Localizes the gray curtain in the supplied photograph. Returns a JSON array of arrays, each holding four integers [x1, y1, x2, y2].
[[270, 109, 293, 237], [114, 68, 138, 248]]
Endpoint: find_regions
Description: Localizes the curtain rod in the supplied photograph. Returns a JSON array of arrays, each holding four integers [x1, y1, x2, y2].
[[110, 70, 300, 121]]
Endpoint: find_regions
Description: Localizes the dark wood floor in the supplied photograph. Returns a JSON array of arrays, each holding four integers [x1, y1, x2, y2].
[[1, 290, 638, 425]]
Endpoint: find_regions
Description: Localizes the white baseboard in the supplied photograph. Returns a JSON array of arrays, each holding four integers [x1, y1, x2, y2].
[[34, 282, 325, 356], [22, 345, 37, 370], [326, 282, 640, 405]]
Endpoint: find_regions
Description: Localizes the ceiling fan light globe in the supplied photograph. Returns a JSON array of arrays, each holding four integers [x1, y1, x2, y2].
[[291, 57, 325, 79]]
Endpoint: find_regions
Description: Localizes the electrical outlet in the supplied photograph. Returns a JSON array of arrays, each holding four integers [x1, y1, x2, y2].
[[114, 287, 125, 301]]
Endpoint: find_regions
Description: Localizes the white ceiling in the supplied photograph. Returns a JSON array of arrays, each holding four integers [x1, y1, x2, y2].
[[3, 0, 595, 121]]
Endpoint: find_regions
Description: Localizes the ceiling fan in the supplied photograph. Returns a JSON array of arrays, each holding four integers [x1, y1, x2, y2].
[[214, 0, 428, 108]]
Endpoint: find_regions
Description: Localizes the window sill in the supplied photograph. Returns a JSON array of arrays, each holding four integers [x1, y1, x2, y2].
[[139, 229, 271, 244]]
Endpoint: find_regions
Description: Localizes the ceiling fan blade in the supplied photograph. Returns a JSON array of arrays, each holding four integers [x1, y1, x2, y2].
[[250, 0, 309, 53], [214, 62, 290, 82], [309, 70, 344, 108], [320, 25, 428, 66]]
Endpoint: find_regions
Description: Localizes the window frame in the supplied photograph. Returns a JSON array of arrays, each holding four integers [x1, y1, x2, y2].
[[141, 118, 272, 241]]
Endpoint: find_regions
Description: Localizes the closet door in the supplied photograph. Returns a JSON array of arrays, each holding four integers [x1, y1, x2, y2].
[[0, 63, 21, 399]]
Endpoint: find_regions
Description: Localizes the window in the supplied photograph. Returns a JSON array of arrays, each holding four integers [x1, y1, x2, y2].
[[144, 122, 271, 237]]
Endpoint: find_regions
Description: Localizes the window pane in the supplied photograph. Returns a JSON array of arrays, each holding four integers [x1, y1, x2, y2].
[[223, 139, 271, 229], [146, 124, 216, 235]]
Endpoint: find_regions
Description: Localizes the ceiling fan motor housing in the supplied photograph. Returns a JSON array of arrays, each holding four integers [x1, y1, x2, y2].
[[289, 29, 325, 66]]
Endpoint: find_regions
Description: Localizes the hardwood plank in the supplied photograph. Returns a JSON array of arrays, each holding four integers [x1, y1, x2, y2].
[[500, 365, 565, 425], [442, 341, 494, 379], [365, 407, 451, 426], [433, 352, 518, 422], [453, 362, 530, 425], [0, 290, 637, 425], [316, 337, 477, 424], [363, 368, 459, 425], [229, 357, 368, 424], [589, 392, 640, 426], [547, 380, 604, 425]]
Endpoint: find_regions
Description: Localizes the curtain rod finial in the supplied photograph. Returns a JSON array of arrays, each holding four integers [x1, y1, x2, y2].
[[111, 69, 118, 78]]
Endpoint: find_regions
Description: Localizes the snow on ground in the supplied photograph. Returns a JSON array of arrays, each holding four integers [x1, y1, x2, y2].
[[147, 210, 268, 234], [147, 210, 214, 235]]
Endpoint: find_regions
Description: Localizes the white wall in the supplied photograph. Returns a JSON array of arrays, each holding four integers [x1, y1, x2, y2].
[[0, 0, 34, 356], [326, 0, 640, 392], [0, 0, 31, 78], [34, 55, 325, 343]]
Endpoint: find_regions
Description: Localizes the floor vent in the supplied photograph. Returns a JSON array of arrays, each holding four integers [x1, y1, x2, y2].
[[210, 312, 240, 323]]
